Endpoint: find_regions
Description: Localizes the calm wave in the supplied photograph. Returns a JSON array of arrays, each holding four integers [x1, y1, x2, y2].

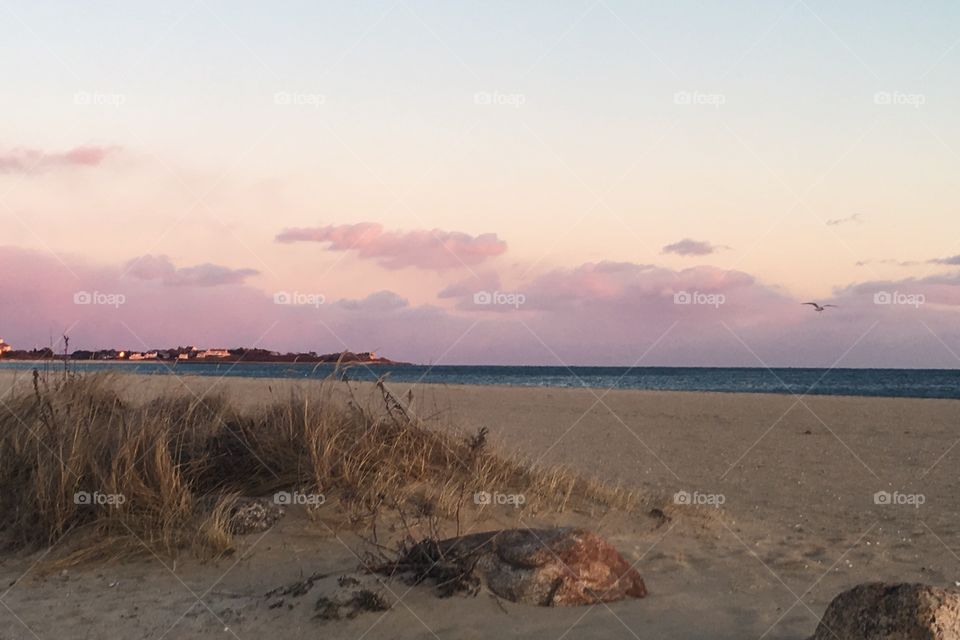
[[1, 361, 958, 399]]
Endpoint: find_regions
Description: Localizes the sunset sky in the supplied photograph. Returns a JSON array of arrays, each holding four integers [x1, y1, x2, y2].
[[2, 1, 960, 366]]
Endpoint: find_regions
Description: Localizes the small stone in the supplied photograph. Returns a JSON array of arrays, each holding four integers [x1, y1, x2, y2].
[[226, 497, 284, 535]]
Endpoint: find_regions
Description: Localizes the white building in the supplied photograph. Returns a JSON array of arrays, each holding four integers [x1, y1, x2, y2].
[[0, 339, 11, 354], [197, 349, 231, 359]]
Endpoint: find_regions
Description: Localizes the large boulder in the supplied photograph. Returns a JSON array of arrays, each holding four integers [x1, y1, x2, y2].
[[810, 583, 960, 639], [414, 527, 647, 606]]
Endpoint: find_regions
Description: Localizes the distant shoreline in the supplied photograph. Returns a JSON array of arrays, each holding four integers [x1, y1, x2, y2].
[[2, 359, 958, 372], [0, 358, 406, 366]]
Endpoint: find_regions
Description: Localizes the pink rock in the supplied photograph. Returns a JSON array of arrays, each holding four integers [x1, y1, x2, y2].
[[432, 527, 647, 606]]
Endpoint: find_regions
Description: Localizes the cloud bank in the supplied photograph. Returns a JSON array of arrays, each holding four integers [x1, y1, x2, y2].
[[276, 223, 507, 270], [125, 255, 259, 287], [0, 146, 116, 174], [3, 247, 960, 367]]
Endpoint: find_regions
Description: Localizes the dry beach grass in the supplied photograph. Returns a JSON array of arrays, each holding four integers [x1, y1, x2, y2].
[[0, 370, 643, 567]]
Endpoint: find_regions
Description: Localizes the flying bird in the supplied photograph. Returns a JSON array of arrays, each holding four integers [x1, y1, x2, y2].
[[802, 302, 837, 313]]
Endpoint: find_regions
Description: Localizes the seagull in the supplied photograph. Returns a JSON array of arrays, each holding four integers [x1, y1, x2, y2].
[[802, 302, 837, 313]]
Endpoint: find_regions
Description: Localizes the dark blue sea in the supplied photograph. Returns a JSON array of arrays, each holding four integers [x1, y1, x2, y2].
[[1, 361, 958, 399]]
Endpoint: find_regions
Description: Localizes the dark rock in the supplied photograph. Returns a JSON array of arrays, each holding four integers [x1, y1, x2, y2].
[[810, 582, 960, 639], [649, 508, 671, 526]]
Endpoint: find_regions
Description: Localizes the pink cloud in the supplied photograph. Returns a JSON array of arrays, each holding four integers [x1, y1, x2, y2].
[[124, 255, 259, 287], [835, 271, 960, 307], [662, 238, 730, 257], [484, 262, 762, 312], [0, 145, 116, 174], [0, 247, 282, 352], [0, 247, 458, 359], [438, 271, 502, 299], [3, 247, 960, 368], [857, 255, 960, 268], [276, 223, 507, 270], [338, 290, 409, 312]]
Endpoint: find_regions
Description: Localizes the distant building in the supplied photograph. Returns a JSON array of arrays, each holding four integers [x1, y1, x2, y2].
[[0, 339, 11, 354], [197, 349, 231, 359], [177, 353, 190, 360]]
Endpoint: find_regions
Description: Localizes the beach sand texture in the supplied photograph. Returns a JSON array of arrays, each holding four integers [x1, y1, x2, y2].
[[0, 371, 957, 639]]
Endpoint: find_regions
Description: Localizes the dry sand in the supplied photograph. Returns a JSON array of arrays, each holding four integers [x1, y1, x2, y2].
[[1, 370, 958, 639]]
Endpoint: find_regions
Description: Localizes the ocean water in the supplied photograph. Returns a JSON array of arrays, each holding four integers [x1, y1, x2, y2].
[[1, 361, 958, 399]]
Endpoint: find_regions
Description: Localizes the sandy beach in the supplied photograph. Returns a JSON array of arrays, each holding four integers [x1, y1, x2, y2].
[[6, 1, 959, 635], [1, 371, 958, 639]]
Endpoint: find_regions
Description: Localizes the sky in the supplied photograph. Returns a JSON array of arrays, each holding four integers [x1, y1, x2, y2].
[[2, 0, 960, 367]]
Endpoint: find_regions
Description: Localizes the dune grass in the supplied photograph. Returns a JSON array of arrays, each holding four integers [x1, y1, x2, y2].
[[0, 371, 641, 565]]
